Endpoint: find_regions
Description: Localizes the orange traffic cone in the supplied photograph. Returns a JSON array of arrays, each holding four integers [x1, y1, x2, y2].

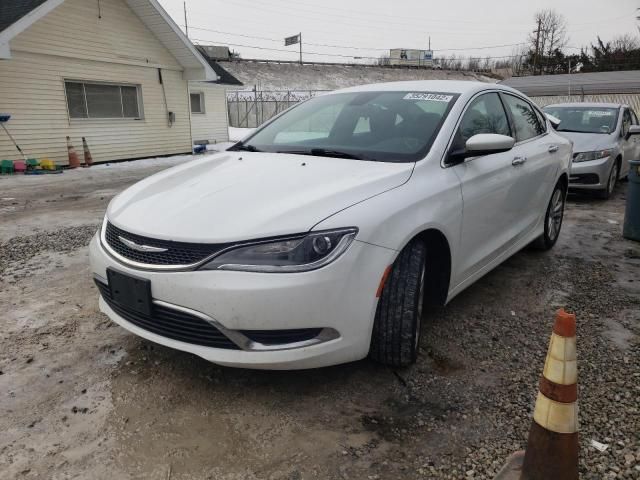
[[66, 136, 81, 169], [82, 137, 93, 167], [495, 309, 578, 480]]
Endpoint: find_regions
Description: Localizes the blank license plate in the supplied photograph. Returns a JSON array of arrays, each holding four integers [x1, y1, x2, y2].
[[107, 268, 152, 316]]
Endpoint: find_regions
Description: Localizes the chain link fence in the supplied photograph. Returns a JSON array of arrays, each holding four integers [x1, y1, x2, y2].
[[227, 90, 330, 128]]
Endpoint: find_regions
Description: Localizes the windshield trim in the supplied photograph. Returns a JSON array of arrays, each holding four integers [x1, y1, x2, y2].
[[232, 91, 461, 163]]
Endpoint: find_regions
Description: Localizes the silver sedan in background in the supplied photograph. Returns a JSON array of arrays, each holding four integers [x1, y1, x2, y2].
[[543, 102, 640, 199]]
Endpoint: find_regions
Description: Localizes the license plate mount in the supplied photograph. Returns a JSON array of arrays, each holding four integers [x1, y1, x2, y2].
[[107, 268, 152, 316]]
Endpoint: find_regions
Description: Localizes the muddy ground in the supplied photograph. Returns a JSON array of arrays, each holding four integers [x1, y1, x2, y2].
[[0, 159, 638, 479]]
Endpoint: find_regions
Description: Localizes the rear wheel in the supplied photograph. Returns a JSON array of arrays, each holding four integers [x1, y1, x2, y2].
[[532, 181, 566, 251], [370, 239, 427, 367], [597, 160, 620, 199]]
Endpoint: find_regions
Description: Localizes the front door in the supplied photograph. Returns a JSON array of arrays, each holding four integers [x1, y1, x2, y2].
[[451, 92, 523, 284], [621, 108, 637, 177]]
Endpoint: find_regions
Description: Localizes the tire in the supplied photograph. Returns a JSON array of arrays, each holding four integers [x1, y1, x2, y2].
[[370, 239, 427, 367], [596, 160, 620, 200], [532, 181, 567, 251]]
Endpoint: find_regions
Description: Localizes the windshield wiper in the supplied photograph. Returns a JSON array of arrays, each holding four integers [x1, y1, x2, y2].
[[229, 142, 262, 152], [278, 148, 364, 160], [557, 128, 602, 134]]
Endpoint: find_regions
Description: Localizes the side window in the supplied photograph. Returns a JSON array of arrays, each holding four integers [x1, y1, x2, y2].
[[502, 94, 544, 142], [622, 109, 632, 136], [631, 109, 639, 125], [452, 92, 511, 151]]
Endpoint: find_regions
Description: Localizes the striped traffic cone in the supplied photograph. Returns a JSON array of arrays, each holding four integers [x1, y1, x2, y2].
[[82, 137, 93, 167], [495, 309, 578, 480], [66, 136, 81, 169]]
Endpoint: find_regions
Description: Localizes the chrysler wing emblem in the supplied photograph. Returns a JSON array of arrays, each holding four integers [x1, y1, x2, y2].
[[118, 236, 168, 253]]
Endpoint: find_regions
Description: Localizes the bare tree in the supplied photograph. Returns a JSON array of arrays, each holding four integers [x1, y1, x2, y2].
[[529, 9, 569, 73], [611, 34, 640, 52]]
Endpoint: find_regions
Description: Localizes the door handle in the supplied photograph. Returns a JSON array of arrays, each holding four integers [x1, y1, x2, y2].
[[512, 156, 527, 166], [548, 145, 559, 153]]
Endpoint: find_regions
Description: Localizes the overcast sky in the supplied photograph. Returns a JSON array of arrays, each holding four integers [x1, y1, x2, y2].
[[158, 0, 639, 63]]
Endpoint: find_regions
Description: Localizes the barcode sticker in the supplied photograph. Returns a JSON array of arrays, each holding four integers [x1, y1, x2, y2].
[[403, 93, 454, 102]]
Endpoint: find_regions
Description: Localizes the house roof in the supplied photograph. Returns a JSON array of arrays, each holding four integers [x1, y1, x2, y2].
[[0, 0, 49, 33], [194, 49, 243, 86], [500, 71, 640, 97], [0, 0, 217, 81]]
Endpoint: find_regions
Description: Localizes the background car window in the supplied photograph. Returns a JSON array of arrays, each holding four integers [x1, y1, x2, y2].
[[622, 109, 632, 137], [631, 109, 639, 125], [543, 106, 619, 134], [452, 92, 510, 151], [502, 94, 544, 142]]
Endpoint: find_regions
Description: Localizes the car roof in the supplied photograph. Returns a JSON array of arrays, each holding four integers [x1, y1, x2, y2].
[[331, 80, 516, 96], [543, 102, 625, 109]]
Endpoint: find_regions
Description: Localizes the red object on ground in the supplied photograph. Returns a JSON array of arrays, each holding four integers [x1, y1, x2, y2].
[[66, 136, 81, 169], [14, 160, 26, 173]]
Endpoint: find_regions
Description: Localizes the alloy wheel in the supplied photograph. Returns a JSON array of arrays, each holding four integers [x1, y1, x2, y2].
[[547, 188, 565, 242], [608, 163, 619, 195]]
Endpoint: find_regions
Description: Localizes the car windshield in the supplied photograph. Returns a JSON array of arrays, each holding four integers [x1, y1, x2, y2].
[[542, 106, 619, 134], [231, 91, 459, 162]]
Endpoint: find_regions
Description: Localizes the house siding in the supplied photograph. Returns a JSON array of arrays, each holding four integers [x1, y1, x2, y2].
[[0, 0, 192, 165], [189, 83, 230, 144]]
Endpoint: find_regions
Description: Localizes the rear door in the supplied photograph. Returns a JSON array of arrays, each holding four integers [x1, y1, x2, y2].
[[450, 92, 522, 283], [500, 93, 558, 238]]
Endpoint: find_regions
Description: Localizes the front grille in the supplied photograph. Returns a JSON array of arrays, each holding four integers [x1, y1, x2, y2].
[[240, 328, 323, 345], [570, 173, 600, 185], [96, 280, 240, 349], [104, 222, 228, 266]]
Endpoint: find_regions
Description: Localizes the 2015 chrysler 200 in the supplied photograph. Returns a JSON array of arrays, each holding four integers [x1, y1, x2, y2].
[[89, 81, 572, 370]]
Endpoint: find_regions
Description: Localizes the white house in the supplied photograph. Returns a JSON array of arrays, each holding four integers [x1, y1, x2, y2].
[[0, 0, 227, 165]]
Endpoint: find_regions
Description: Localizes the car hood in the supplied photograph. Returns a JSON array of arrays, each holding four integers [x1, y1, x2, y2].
[[556, 131, 616, 153], [107, 151, 414, 243]]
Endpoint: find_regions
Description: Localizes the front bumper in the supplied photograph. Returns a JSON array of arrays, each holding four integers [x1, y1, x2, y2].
[[89, 233, 396, 369], [569, 156, 613, 190]]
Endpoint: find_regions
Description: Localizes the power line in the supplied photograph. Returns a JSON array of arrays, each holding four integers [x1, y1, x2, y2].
[[192, 37, 533, 61], [186, 25, 527, 53]]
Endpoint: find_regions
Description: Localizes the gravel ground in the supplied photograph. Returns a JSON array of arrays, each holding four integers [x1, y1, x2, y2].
[[0, 159, 638, 479]]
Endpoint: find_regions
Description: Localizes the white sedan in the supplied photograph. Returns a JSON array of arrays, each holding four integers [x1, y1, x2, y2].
[[89, 81, 572, 369]]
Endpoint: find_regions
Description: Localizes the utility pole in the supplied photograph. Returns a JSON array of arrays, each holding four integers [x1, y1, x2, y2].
[[568, 58, 572, 98], [533, 18, 542, 76], [183, 1, 189, 38], [299, 32, 302, 64]]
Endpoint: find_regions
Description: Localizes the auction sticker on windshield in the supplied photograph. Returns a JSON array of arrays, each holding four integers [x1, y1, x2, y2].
[[403, 93, 454, 102]]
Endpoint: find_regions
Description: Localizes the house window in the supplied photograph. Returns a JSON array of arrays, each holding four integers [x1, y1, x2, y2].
[[190, 92, 205, 114], [65, 81, 142, 119]]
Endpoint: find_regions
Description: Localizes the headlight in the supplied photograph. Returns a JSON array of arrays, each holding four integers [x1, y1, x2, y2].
[[200, 228, 358, 272], [573, 149, 613, 163]]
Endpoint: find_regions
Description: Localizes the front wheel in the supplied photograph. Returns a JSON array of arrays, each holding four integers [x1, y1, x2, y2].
[[370, 239, 426, 367], [597, 160, 620, 199], [532, 181, 566, 250]]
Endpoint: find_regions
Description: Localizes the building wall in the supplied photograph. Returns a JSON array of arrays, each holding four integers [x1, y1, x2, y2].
[[0, 0, 192, 165], [189, 83, 230, 144], [529, 94, 640, 113]]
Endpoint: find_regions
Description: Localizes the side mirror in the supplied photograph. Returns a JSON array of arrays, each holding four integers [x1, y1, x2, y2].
[[545, 113, 561, 129], [626, 125, 640, 140], [447, 134, 515, 164]]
